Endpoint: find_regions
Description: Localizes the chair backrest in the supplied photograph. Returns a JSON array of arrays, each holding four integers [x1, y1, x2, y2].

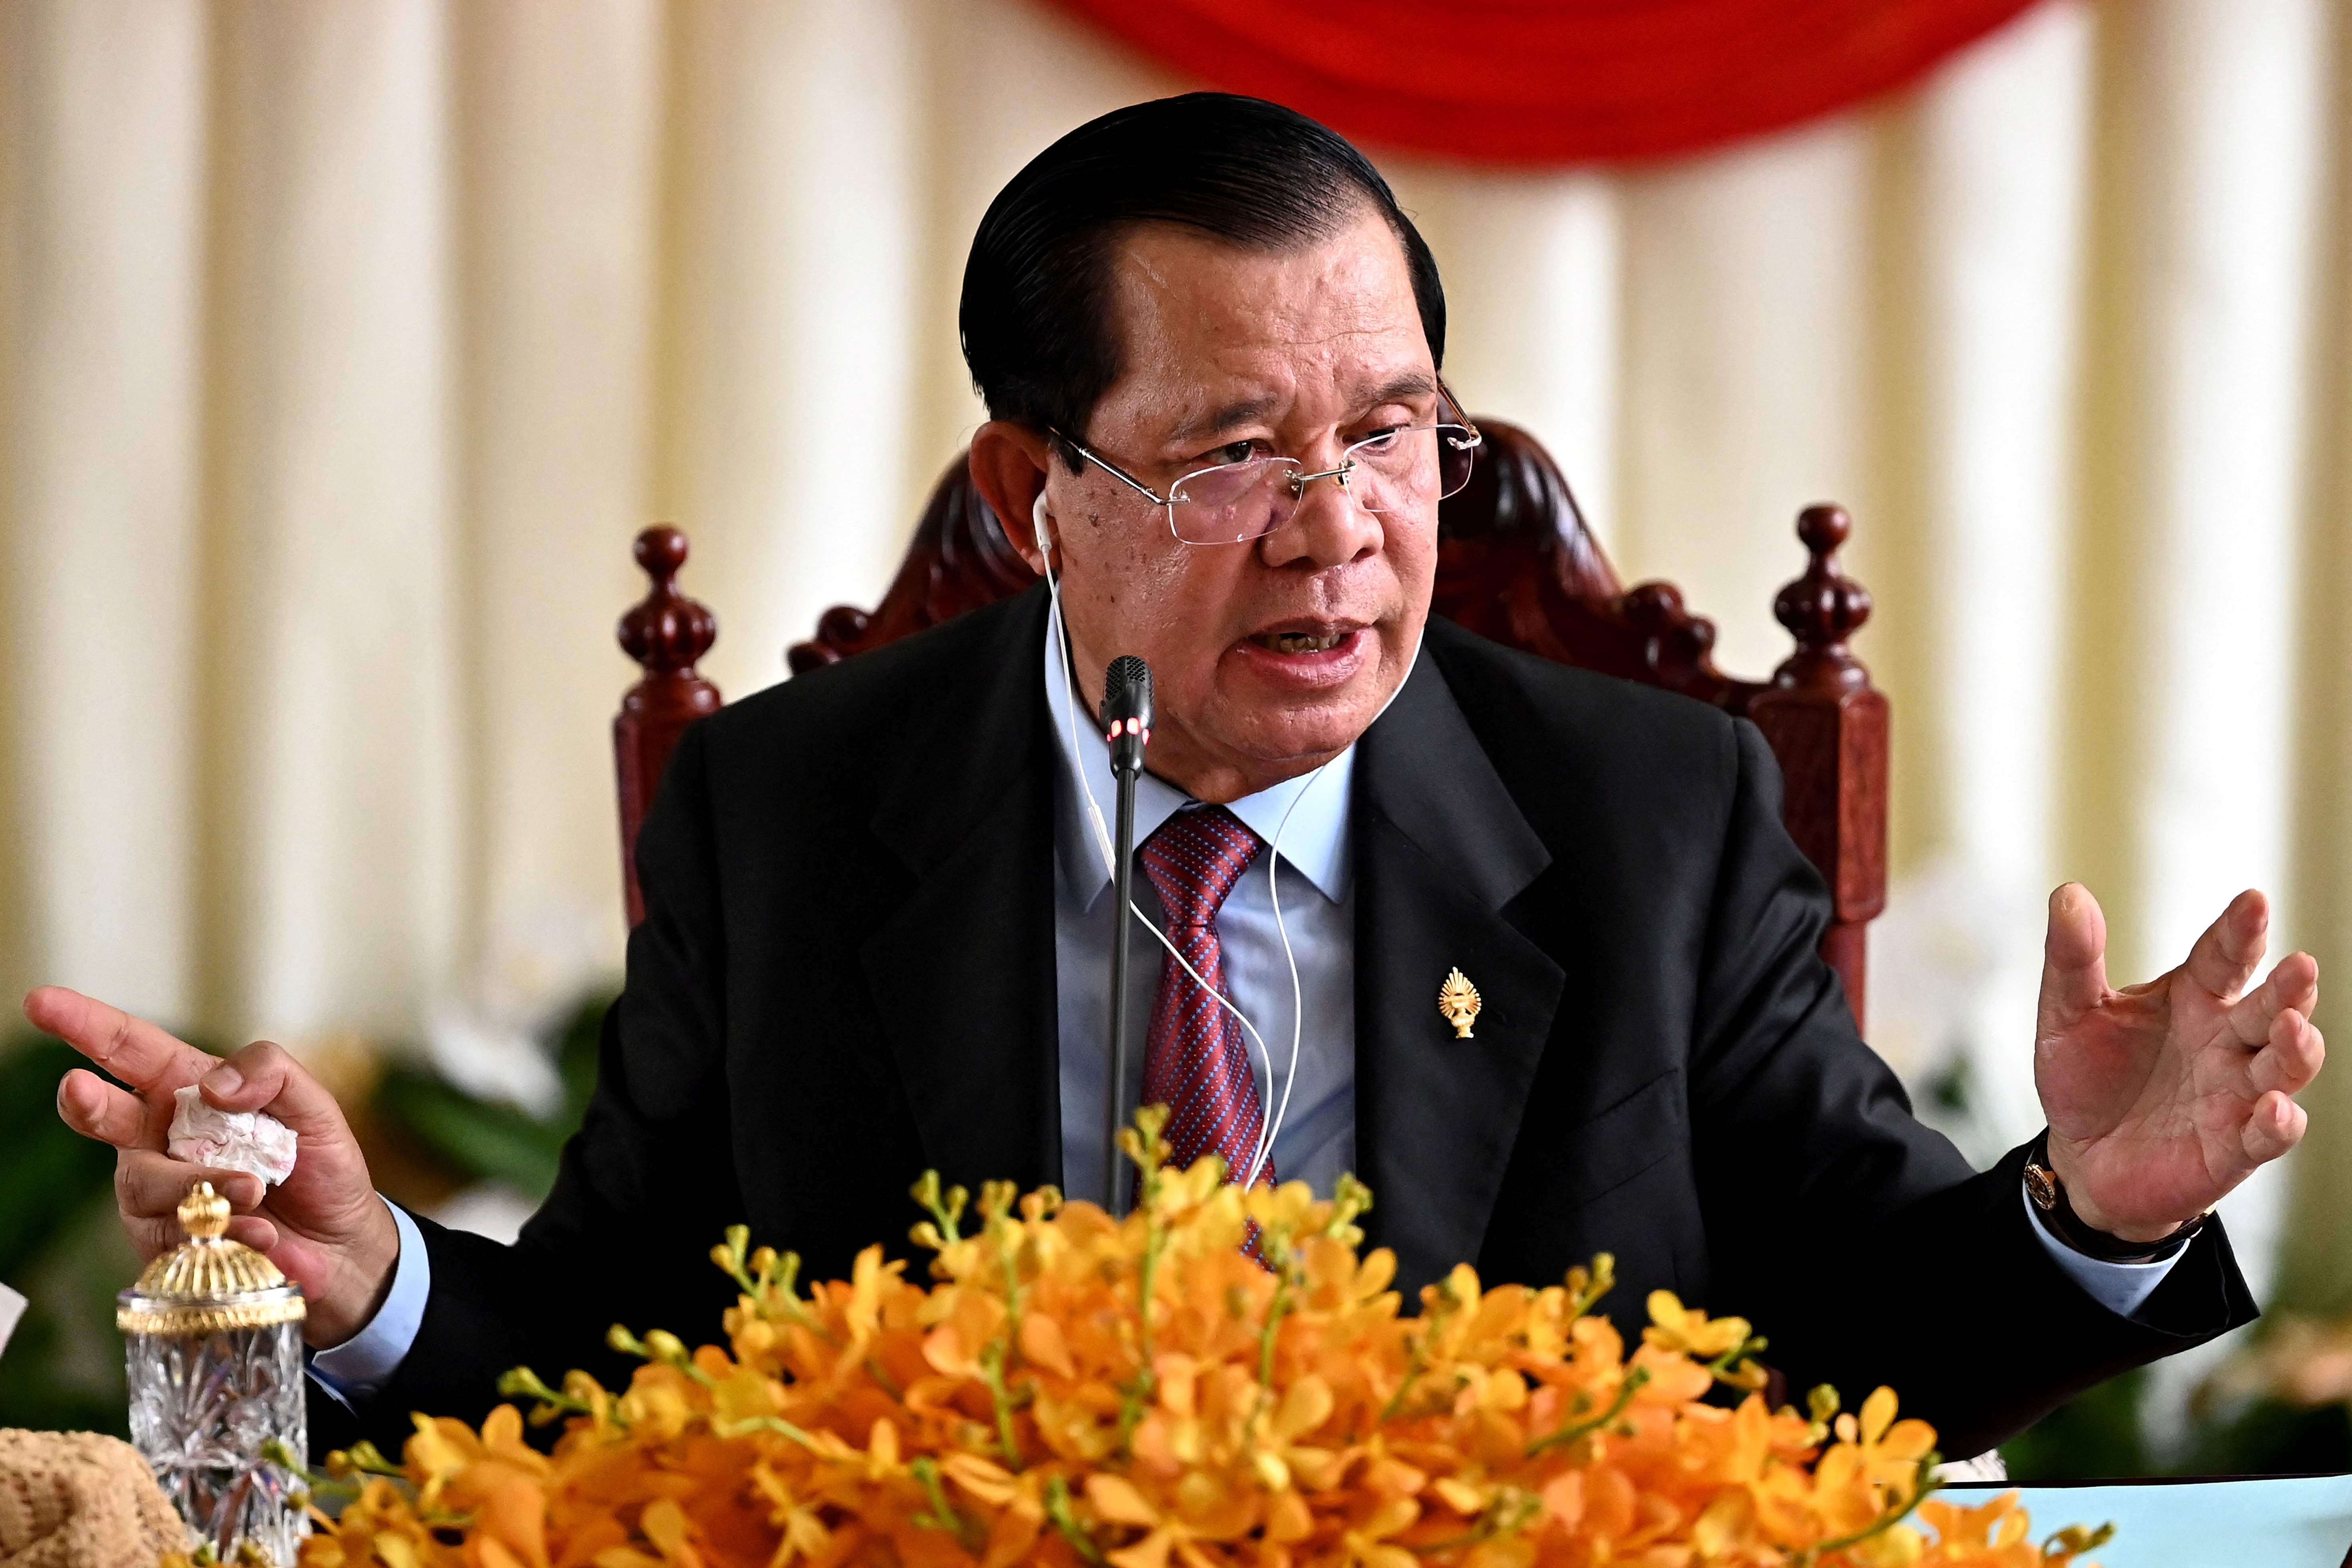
[[613, 420, 1888, 1024]]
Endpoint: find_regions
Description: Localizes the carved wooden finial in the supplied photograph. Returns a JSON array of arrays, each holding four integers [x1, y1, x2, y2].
[[619, 525, 717, 677], [615, 525, 721, 926], [1770, 504, 1872, 693]]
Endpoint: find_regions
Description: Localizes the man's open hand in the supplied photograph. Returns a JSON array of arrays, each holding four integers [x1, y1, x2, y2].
[[28, 986, 398, 1348], [2035, 884, 2324, 1242]]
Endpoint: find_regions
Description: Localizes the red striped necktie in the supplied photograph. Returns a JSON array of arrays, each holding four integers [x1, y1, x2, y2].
[[1137, 805, 1273, 1189]]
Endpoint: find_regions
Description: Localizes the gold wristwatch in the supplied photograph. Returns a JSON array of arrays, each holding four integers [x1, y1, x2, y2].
[[2023, 1130, 2209, 1265]]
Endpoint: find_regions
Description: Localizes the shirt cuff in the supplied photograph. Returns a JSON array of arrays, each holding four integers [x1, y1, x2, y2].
[[2021, 1183, 2186, 1319], [307, 1198, 430, 1408]]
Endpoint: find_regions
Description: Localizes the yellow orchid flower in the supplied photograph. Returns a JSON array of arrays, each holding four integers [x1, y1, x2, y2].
[[301, 1112, 2099, 1568]]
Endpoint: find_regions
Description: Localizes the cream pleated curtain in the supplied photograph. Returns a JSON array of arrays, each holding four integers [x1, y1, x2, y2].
[[3, 0, 2348, 1379]]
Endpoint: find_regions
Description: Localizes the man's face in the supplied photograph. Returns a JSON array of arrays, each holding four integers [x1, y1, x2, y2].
[[1033, 205, 1440, 803]]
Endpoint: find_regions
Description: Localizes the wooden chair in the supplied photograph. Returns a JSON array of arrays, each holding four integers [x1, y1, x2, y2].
[[612, 421, 1889, 1024]]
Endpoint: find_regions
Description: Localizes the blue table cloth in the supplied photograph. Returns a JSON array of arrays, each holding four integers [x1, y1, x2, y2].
[[1947, 1476, 2352, 1567]]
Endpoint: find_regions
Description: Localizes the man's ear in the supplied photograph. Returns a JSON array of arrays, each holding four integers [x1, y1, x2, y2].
[[969, 421, 1058, 576]]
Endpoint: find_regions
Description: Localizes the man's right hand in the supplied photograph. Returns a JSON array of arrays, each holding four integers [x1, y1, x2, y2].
[[28, 985, 400, 1349]]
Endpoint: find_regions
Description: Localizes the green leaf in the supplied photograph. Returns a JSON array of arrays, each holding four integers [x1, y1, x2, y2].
[[552, 993, 611, 1123], [372, 1066, 568, 1198], [366, 989, 615, 1201], [0, 1038, 121, 1279]]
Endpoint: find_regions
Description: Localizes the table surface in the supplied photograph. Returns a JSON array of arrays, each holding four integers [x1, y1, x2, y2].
[[1946, 1475, 2352, 1568]]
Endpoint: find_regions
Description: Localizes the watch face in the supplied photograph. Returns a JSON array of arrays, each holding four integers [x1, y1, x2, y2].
[[2023, 1162, 2059, 1211]]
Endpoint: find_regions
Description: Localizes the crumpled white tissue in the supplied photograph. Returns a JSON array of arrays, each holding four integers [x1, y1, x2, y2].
[[167, 1083, 298, 1187]]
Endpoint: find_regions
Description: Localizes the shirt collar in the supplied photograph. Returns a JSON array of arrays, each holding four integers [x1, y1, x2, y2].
[[1043, 610, 1354, 912]]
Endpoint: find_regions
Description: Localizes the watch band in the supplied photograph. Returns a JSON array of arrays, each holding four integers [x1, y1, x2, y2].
[[2023, 1130, 2208, 1265]]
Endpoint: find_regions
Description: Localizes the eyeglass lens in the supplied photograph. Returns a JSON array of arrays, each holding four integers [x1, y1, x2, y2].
[[1165, 425, 1479, 545]]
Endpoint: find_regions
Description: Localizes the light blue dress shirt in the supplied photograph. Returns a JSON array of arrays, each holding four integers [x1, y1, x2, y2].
[[309, 617, 2191, 1399], [1043, 621, 1358, 1207], [308, 1199, 426, 1405], [2025, 1185, 2183, 1316]]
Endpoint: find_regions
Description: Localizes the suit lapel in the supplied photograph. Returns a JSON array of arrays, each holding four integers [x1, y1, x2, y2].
[[1354, 653, 1566, 1297], [858, 590, 1061, 1194]]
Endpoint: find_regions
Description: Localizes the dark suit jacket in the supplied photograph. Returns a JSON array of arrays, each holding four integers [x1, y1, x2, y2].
[[316, 585, 2254, 1459]]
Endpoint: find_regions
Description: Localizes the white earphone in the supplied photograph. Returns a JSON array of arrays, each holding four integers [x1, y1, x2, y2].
[[1033, 488, 1054, 551]]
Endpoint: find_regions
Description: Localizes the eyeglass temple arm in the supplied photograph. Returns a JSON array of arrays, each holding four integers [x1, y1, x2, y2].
[[1432, 376, 1486, 456], [1051, 431, 1171, 507]]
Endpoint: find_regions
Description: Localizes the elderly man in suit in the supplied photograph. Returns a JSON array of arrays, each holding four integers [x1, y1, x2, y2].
[[34, 94, 2322, 1462]]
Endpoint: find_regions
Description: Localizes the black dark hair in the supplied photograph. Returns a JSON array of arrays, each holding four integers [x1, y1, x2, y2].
[[958, 93, 1446, 466]]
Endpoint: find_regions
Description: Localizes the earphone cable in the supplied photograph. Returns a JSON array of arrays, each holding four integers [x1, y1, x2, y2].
[[1038, 488, 1426, 1195], [1042, 508, 1287, 1173]]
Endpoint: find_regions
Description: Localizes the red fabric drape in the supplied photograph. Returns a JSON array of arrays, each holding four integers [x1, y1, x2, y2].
[[1047, 0, 2050, 164]]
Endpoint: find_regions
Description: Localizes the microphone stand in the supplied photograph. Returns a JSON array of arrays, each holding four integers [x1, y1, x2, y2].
[[1101, 657, 1152, 1215], [1106, 765, 1139, 1213]]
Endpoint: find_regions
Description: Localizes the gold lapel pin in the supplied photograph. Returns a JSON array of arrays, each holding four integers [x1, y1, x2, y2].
[[1437, 966, 1482, 1039]]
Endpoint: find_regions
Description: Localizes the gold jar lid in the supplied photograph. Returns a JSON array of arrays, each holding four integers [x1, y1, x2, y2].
[[116, 1183, 305, 1337]]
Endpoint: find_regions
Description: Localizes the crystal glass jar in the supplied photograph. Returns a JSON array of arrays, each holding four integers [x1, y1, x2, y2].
[[119, 1182, 309, 1567]]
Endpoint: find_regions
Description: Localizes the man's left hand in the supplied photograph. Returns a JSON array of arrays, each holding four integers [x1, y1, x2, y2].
[[2036, 883, 2324, 1243]]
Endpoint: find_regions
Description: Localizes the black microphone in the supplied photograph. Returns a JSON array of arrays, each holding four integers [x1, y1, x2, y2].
[[1100, 656, 1152, 1209], [1103, 655, 1152, 776]]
